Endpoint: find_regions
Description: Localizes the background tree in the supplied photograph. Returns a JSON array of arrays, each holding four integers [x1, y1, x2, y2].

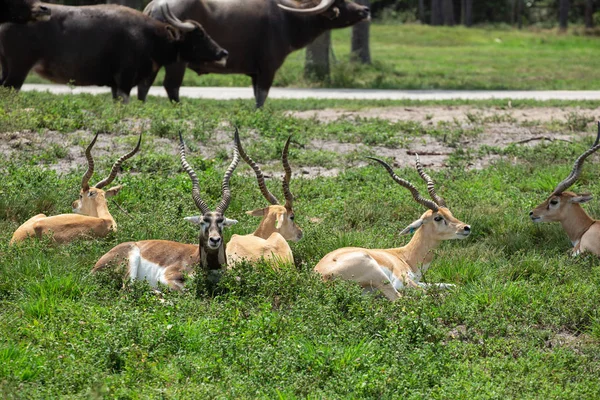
[[431, 0, 442, 25], [559, 0, 570, 30], [351, 0, 372, 64], [304, 31, 331, 81], [584, 0, 594, 28], [442, 0, 454, 25]]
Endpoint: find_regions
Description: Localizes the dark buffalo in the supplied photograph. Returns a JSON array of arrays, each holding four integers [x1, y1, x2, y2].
[[139, 0, 370, 107], [0, 0, 50, 24], [0, 2, 227, 103]]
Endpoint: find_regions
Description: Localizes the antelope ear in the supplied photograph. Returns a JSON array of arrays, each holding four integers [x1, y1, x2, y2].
[[104, 185, 123, 198], [400, 218, 424, 236], [223, 218, 238, 226], [275, 213, 285, 229], [184, 216, 202, 225], [247, 208, 265, 217], [165, 25, 181, 41], [570, 194, 593, 203]]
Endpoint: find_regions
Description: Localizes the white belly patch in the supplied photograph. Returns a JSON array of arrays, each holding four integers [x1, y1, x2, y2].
[[129, 247, 167, 288], [379, 266, 405, 290]]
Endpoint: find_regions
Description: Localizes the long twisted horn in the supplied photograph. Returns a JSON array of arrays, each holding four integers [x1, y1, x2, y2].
[[415, 154, 446, 207], [277, 0, 336, 16], [216, 139, 241, 214], [179, 133, 210, 215], [81, 133, 99, 191], [234, 127, 280, 205], [368, 157, 439, 212], [553, 122, 600, 195], [95, 132, 142, 189], [282, 136, 294, 209]]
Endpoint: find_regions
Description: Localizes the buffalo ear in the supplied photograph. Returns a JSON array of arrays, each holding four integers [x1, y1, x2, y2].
[[165, 25, 181, 41]]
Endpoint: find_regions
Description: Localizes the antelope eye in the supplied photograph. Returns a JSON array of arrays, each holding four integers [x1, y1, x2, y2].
[[216, 218, 224, 224], [290, 214, 295, 221], [434, 216, 443, 222], [550, 199, 559, 205]]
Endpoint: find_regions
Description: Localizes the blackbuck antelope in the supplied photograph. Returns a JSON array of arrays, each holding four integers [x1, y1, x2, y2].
[[226, 130, 303, 266], [10, 132, 142, 245], [314, 155, 471, 301], [530, 124, 600, 256], [92, 133, 240, 290]]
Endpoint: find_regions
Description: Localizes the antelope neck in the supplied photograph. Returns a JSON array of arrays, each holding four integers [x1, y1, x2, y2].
[[559, 207, 595, 245], [391, 228, 440, 272]]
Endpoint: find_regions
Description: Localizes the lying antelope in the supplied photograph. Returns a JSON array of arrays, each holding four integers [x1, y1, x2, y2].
[[314, 155, 471, 301], [530, 124, 600, 256], [225, 130, 303, 266], [92, 133, 240, 290], [10, 132, 141, 244]]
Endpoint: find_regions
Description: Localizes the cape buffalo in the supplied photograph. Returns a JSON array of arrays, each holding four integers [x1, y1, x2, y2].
[[0, 2, 227, 103], [139, 0, 370, 107], [0, 0, 50, 24]]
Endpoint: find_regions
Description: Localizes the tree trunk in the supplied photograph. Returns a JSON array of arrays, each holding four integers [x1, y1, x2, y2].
[[305, 31, 331, 81], [463, 0, 473, 27], [584, 0, 594, 28], [559, 0, 569, 31], [442, 0, 455, 26], [431, 0, 442, 25], [107, 0, 142, 10], [418, 0, 426, 23], [351, 0, 371, 64], [516, 0, 523, 29]]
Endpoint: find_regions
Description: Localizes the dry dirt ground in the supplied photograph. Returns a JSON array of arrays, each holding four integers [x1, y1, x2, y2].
[[2, 106, 600, 177]]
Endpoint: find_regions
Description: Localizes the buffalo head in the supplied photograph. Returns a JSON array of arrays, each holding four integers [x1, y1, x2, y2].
[[278, 0, 370, 28], [1, 0, 51, 24], [159, 1, 228, 66]]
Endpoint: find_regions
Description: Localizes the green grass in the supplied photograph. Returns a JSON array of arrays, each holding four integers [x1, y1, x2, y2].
[[1, 93, 600, 398], [23, 24, 600, 90]]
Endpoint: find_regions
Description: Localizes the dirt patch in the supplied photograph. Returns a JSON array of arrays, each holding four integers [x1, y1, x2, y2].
[[546, 331, 595, 355], [2, 107, 598, 177], [290, 105, 600, 125]]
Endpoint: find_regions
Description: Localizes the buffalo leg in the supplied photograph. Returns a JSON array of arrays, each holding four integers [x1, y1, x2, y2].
[[112, 86, 131, 104], [137, 69, 160, 102], [163, 62, 186, 103], [2, 70, 28, 90], [253, 72, 275, 109], [0, 54, 7, 85]]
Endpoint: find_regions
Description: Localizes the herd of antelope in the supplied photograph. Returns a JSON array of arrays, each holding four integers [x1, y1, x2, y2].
[[9, 122, 600, 300]]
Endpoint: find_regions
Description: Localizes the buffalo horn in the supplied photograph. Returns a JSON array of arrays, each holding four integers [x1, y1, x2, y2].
[[160, 1, 195, 32], [277, 0, 336, 16]]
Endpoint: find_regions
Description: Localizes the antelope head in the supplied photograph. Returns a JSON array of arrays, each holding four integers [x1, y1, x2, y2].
[[530, 123, 600, 230], [234, 129, 303, 242], [179, 133, 239, 269], [72, 132, 142, 222], [368, 155, 471, 241]]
